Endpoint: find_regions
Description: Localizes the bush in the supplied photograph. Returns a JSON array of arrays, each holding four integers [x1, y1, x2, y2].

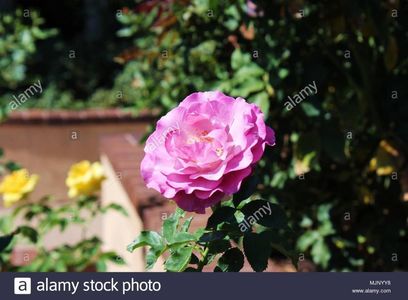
[[0, 150, 126, 271], [116, 0, 408, 271]]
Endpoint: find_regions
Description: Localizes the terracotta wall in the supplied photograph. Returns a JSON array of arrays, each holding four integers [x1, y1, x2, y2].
[[0, 119, 149, 202]]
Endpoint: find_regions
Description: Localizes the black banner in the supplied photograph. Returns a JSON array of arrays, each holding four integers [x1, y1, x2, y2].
[[0, 272, 406, 300]]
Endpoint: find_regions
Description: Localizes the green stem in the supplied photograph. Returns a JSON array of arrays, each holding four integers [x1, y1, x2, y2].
[[197, 245, 209, 271]]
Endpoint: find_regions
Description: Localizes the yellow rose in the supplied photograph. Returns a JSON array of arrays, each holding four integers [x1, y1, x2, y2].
[[66, 161, 106, 198], [0, 169, 39, 207]]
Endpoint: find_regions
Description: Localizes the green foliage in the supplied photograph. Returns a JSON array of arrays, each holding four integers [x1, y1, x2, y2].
[[0, 193, 127, 271], [128, 208, 202, 271], [297, 204, 335, 269], [0, 9, 56, 121], [120, 0, 408, 271], [0, 9, 56, 89], [0, 149, 126, 271], [215, 248, 244, 272], [243, 232, 271, 272], [1, 0, 407, 271], [128, 181, 295, 272]]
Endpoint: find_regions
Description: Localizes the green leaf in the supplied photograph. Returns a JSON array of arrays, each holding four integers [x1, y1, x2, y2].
[[208, 239, 231, 254], [17, 226, 38, 243], [317, 204, 332, 222], [101, 203, 128, 216], [301, 102, 320, 117], [297, 231, 320, 251], [243, 232, 271, 272], [233, 175, 259, 206], [194, 228, 205, 240], [170, 232, 197, 246], [127, 231, 164, 252], [278, 68, 289, 79], [0, 148, 3, 157], [240, 200, 288, 229], [0, 234, 14, 252], [206, 206, 236, 229], [163, 208, 184, 243], [311, 238, 331, 268], [262, 230, 297, 266], [5, 161, 21, 171], [215, 247, 244, 272], [231, 79, 264, 98], [231, 50, 251, 70], [164, 246, 193, 272], [146, 248, 161, 270], [199, 231, 227, 243], [234, 65, 265, 83], [128, 231, 166, 270], [96, 260, 107, 272], [181, 217, 193, 232]]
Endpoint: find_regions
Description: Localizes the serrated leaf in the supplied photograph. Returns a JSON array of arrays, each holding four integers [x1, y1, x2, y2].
[[163, 208, 184, 243], [243, 232, 271, 272], [241, 200, 288, 229], [208, 239, 231, 254], [127, 231, 164, 252], [206, 206, 236, 229], [164, 246, 193, 272], [215, 247, 244, 272]]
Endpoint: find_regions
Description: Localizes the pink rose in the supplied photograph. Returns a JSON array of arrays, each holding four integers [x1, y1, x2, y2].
[[140, 91, 275, 213]]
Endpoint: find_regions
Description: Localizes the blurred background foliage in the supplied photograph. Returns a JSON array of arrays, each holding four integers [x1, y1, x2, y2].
[[0, 0, 407, 271]]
